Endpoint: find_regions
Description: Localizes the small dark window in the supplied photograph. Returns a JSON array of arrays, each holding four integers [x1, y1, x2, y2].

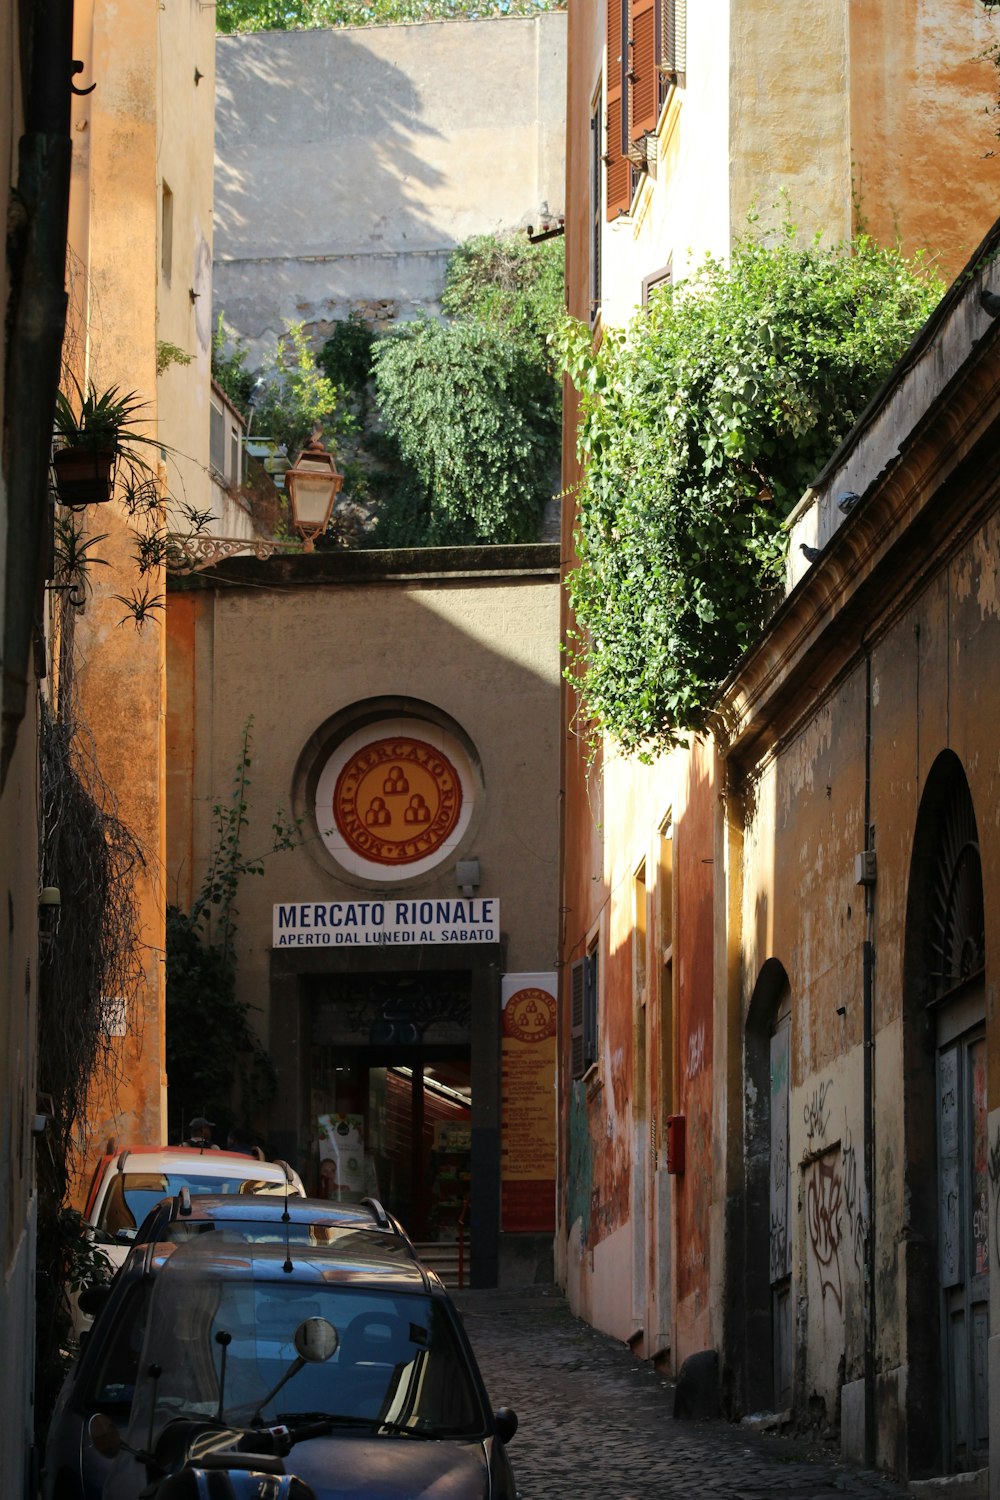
[[570, 949, 600, 1081], [161, 182, 174, 283], [642, 261, 672, 307]]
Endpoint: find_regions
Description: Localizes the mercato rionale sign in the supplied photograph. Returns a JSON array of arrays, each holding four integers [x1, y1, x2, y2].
[[272, 898, 499, 948]]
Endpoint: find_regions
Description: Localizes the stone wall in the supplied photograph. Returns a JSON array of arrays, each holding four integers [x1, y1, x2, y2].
[[213, 13, 566, 364]]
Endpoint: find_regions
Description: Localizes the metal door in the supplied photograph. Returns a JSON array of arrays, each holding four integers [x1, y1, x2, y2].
[[770, 1011, 792, 1409], [937, 1002, 989, 1471]]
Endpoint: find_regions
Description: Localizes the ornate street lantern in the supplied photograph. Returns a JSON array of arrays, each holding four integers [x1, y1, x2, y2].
[[284, 429, 343, 552]]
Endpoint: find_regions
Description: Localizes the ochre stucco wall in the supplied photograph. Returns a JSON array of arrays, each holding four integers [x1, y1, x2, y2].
[[64, 0, 216, 1192], [167, 557, 561, 1075]]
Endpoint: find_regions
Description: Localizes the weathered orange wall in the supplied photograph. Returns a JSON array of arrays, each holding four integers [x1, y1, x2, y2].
[[847, 0, 1000, 278], [65, 0, 168, 1190]]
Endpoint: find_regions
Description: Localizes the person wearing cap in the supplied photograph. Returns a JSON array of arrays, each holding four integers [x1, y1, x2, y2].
[[184, 1115, 220, 1149]]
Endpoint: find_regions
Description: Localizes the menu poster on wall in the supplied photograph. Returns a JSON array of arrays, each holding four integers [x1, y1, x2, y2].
[[500, 972, 557, 1233]]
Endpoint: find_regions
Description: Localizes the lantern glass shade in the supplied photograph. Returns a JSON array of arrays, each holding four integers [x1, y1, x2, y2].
[[285, 440, 344, 547]]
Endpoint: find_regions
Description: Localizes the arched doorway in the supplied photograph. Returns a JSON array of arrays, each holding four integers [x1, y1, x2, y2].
[[903, 751, 987, 1476], [744, 958, 792, 1412]]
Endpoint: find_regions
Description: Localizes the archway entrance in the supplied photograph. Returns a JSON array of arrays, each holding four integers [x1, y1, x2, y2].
[[904, 752, 987, 1475], [743, 958, 792, 1413]]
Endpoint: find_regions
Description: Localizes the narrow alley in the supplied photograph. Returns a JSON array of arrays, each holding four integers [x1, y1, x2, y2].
[[458, 1289, 908, 1500]]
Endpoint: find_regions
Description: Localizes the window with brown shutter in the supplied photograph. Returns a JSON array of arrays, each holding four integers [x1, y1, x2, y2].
[[605, 0, 631, 220], [629, 0, 658, 143], [571, 958, 586, 1080], [570, 950, 600, 1083]]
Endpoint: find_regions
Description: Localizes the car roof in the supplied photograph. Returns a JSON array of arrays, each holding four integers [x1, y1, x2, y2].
[[161, 1194, 392, 1226], [146, 1232, 435, 1292], [115, 1146, 290, 1173]]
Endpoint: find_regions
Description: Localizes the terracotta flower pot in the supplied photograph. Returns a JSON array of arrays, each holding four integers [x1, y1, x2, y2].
[[52, 446, 115, 508]]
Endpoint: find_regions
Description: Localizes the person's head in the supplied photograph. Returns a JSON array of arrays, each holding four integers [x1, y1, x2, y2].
[[188, 1115, 214, 1142]]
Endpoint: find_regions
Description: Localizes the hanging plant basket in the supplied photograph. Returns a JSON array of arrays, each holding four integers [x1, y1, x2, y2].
[[52, 446, 115, 509]]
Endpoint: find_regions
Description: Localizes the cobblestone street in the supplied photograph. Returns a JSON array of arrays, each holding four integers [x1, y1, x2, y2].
[[455, 1288, 909, 1500]]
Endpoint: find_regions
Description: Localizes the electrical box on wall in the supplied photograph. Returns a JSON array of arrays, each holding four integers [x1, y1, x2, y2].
[[665, 1114, 685, 1175]]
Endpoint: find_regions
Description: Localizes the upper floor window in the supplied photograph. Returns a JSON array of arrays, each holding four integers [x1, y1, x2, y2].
[[570, 945, 600, 1081], [606, 0, 687, 204], [210, 385, 245, 488], [161, 182, 174, 283]]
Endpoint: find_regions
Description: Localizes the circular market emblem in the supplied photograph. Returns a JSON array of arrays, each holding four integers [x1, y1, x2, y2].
[[503, 987, 557, 1043], [332, 736, 463, 867]]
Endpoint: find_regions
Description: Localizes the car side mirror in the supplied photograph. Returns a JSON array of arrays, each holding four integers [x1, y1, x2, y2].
[[493, 1407, 518, 1444], [88, 1413, 122, 1459], [78, 1284, 112, 1319]]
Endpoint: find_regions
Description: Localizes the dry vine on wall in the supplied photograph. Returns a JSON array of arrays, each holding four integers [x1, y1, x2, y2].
[[34, 588, 148, 1432]]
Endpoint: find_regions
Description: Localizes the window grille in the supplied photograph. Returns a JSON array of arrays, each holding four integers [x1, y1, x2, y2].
[[928, 777, 985, 998]]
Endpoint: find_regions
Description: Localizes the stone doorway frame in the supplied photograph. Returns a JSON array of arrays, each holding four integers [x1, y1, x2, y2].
[[268, 942, 503, 1286]]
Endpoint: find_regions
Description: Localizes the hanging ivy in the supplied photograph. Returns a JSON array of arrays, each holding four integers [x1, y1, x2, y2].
[[557, 225, 942, 759]]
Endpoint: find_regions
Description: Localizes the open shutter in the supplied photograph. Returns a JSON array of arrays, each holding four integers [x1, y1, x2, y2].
[[605, 0, 631, 219], [629, 0, 658, 141], [570, 959, 586, 1079], [584, 949, 599, 1069], [661, 0, 686, 82]]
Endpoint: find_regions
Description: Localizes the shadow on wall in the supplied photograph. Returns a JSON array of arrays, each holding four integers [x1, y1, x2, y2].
[[214, 31, 446, 344]]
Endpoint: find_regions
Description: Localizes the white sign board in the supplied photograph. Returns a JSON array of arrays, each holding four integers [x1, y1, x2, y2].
[[272, 897, 500, 949]]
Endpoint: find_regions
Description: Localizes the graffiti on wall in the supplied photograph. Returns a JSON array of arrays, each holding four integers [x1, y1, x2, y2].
[[803, 1079, 833, 1145], [686, 1023, 705, 1080], [806, 1152, 843, 1313], [988, 1126, 1000, 1269]]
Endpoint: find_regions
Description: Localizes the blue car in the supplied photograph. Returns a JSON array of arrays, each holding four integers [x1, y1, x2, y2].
[[45, 1216, 517, 1500]]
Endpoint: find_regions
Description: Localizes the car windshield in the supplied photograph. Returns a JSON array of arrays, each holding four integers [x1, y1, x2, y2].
[[125, 1240, 486, 1449], [97, 1173, 287, 1235]]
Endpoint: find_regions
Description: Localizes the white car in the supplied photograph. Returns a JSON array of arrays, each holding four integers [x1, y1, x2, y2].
[[74, 1145, 305, 1331]]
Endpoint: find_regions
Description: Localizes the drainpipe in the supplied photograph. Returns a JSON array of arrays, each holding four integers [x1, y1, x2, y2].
[[862, 644, 877, 1468]]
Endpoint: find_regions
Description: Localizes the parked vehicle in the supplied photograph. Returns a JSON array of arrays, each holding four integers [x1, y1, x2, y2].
[[84, 1233, 519, 1500], [75, 1147, 306, 1330], [44, 1238, 177, 1500], [45, 1201, 411, 1500], [131, 1191, 413, 1252]]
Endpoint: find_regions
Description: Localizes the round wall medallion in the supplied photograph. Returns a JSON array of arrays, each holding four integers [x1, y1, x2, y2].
[[333, 736, 462, 867], [502, 987, 557, 1043], [314, 717, 476, 881]]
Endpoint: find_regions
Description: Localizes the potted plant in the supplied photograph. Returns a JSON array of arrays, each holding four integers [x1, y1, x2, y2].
[[52, 377, 152, 508]]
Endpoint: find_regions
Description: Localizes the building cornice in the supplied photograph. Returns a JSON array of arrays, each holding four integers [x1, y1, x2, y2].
[[168, 542, 562, 594]]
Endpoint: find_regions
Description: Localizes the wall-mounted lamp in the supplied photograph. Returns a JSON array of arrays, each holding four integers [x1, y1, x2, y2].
[[285, 429, 343, 553], [455, 860, 480, 897]]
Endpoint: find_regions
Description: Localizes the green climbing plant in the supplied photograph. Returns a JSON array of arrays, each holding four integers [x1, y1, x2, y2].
[[216, 0, 565, 34], [559, 223, 943, 759], [366, 231, 563, 546], [165, 720, 301, 1139]]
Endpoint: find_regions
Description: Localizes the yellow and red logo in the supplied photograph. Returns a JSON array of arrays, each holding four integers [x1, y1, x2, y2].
[[332, 737, 463, 866], [502, 987, 557, 1043]]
